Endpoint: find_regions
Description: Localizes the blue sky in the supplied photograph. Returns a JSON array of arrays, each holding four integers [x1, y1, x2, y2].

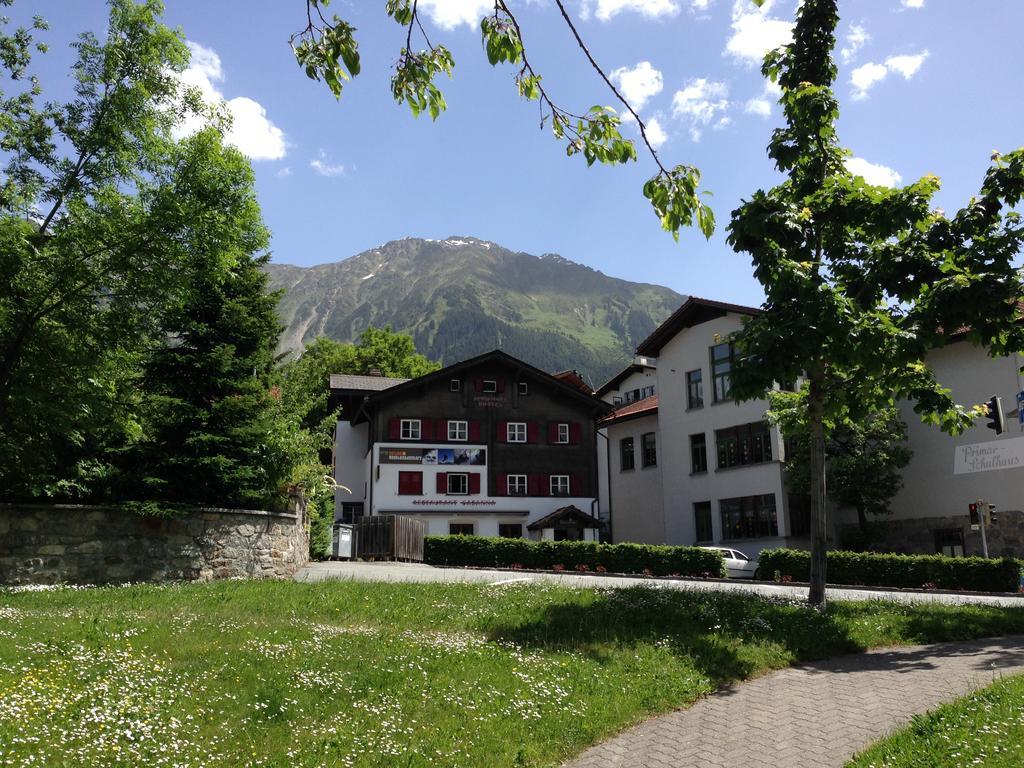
[[16, 0, 1024, 306]]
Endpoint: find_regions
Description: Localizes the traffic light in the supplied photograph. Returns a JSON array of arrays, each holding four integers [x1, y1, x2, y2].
[[989, 504, 998, 525], [969, 502, 979, 525], [985, 396, 1005, 435]]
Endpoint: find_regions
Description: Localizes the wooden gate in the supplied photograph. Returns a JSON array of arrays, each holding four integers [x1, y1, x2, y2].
[[355, 515, 425, 562]]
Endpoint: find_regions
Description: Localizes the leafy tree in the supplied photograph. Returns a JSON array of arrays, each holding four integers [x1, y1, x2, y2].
[[768, 389, 911, 533], [115, 129, 290, 510], [0, 0, 241, 499], [727, 0, 1024, 606], [289, 0, 717, 240]]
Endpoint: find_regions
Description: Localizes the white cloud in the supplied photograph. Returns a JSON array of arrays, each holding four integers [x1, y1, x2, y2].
[[850, 50, 928, 99], [850, 61, 889, 100], [276, 166, 292, 178], [886, 51, 928, 78], [845, 156, 902, 187], [744, 96, 771, 117], [645, 116, 668, 148], [840, 24, 869, 63], [671, 78, 729, 141], [310, 150, 345, 177], [609, 61, 664, 111], [175, 42, 286, 161], [415, 0, 493, 29], [725, 0, 793, 65], [581, 0, 681, 22], [901, 0, 924, 8]]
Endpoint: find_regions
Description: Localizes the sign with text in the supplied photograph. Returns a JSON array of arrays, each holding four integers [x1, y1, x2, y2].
[[953, 437, 1024, 475], [379, 447, 486, 465]]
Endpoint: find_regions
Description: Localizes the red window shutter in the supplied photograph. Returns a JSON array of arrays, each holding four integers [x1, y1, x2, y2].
[[496, 378, 506, 393], [547, 422, 558, 444], [420, 419, 433, 441], [496, 473, 507, 496], [388, 418, 400, 440], [570, 423, 582, 445], [527, 421, 539, 444], [570, 474, 582, 496], [474, 377, 484, 393], [469, 473, 481, 495], [436, 473, 447, 494], [496, 421, 507, 443], [468, 420, 481, 442], [412, 472, 423, 495], [399, 471, 422, 495], [529, 474, 546, 496]]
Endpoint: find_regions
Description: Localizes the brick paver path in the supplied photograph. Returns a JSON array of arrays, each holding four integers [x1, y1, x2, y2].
[[565, 635, 1024, 768]]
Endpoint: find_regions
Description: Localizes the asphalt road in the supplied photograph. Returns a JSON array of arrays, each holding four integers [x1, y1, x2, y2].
[[295, 561, 1024, 607]]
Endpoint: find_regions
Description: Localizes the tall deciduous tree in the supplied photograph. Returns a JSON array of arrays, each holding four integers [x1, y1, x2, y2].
[[727, 0, 1024, 607]]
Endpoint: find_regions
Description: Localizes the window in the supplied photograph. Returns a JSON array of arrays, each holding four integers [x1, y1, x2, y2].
[[612, 395, 622, 405], [550, 475, 570, 496], [449, 523, 474, 536], [507, 422, 527, 443], [620, 437, 635, 471], [448, 420, 468, 441], [449, 378, 462, 392], [720, 494, 778, 539], [788, 494, 810, 537], [447, 473, 468, 495], [340, 502, 364, 525], [690, 433, 707, 473], [711, 343, 734, 402], [518, 381, 529, 395], [400, 419, 421, 440], [507, 475, 527, 496], [499, 523, 523, 539], [686, 369, 703, 409], [641, 432, 657, 468], [556, 423, 570, 444], [694, 501, 713, 542], [935, 529, 965, 558], [397, 471, 422, 496], [716, 422, 773, 469], [482, 379, 498, 394], [642, 385, 655, 399]]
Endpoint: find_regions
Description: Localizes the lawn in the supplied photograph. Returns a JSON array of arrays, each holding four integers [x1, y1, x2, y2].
[[847, 673, 1024, 768], [2, 580, 1024, 768]]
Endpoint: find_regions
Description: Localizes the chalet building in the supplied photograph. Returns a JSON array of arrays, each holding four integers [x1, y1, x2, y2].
[[331, 350, 611, 540]]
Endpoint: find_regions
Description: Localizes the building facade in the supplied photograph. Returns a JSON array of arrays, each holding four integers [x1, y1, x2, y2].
[[332, 350, 611, 539], [599, 298, 810, 558]]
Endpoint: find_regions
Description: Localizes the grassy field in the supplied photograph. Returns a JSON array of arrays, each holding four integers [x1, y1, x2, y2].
[[847, 673, 1024, 768], [2, 580, 1024, 768]]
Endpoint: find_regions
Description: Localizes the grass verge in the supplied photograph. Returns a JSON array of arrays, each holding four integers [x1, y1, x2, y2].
[[1, 580, 1023, 767], [847, 673, 1024, 768]]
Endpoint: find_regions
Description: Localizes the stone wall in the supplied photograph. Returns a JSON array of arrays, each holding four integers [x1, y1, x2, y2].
[[839, 509, 1024, 558], [0, 501, 309, 585]]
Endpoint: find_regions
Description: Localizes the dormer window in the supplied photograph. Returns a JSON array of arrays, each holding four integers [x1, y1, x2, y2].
[[482, 379, 498, 394]]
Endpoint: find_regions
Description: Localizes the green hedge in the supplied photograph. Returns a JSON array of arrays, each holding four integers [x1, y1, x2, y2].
[[423, 535, 725, 578], [758, 548, 1022, 593]]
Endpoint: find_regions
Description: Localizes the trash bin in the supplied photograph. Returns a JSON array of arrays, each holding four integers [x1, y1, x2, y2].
[[332, 524, 354, 559]]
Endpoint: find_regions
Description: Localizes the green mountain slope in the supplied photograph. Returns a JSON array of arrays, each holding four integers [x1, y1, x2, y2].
[[265, 236, 685, 384]]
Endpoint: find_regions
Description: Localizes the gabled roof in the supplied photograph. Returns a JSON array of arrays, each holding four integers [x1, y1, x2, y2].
[[635, 296, 761, 356], [351, 349, 613, 424], [595, 361, 656, 398], [329, 373, 409, 392], [599, 394, 658, 426], [553, 369, 593, 394], [527, 505, 604, 531]]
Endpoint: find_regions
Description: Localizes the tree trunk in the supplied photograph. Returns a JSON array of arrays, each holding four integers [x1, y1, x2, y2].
[[857, 504, 867, 533], [807, 368, 828, 609]]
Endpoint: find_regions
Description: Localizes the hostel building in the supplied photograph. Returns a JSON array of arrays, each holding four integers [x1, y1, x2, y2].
[[331, 350, 611, 539]]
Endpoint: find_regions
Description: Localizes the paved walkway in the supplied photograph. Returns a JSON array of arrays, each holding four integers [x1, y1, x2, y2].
[[565, 635, 1024, 768], [296, 561, 1024, 607]]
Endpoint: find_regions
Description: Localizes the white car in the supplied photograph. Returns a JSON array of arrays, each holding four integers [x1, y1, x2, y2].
[[701, 547, 759, 579]]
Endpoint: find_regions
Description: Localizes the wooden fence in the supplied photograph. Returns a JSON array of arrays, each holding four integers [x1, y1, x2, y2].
[[355, 515, 425, 562]]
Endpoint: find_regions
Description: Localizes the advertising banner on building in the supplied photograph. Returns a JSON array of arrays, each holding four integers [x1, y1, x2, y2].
[[953, 437, 1024, 475], [379, 447, 486, 465]]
